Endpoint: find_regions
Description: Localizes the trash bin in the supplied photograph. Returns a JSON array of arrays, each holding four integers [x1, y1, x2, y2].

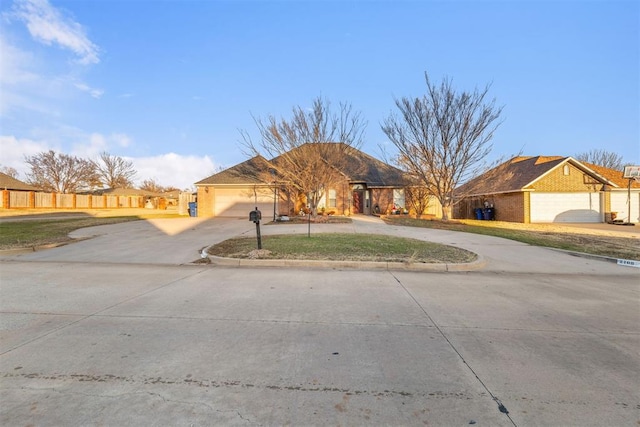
[[483, 207, 494, 220], [188, 202, 197, 217], [474, 208, 484, 220]]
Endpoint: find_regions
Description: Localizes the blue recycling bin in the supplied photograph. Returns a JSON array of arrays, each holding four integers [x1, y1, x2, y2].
[[188, 202, 197, 217], [474, 208, 484, 220], [483, 207, 494, 220]]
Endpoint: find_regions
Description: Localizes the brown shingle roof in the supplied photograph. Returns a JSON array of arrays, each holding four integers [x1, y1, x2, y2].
[[456, 156, 566, 195], [339, 145, 406, 187], [195, 156, 271, 185], [455, 156, 630, 196], [582, 162, 640, 188], [0, 172, 39, 191], [195, 145, 406, 187]]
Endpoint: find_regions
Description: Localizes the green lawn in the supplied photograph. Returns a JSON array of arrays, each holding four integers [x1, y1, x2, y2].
[[207, 233, 477, 264]]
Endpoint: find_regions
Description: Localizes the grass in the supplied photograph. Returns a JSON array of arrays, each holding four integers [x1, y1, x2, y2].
[[383, 216, 640, 261], [207, 233, 478, 264]]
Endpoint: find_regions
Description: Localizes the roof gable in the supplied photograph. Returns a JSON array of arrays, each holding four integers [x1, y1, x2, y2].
[[456, 156, 566, 195], [195, 156, 271, 185], [581, 162, 640, 189], [0, 172, 39, 191], [455, 155, 621, 196]]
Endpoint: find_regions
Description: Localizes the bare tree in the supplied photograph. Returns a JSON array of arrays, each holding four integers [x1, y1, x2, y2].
[[0, 165, 19, 179], [25, 150, 97, 193], [405, 184, 432, 219], [240, 96, 367, 217], [93, 151, 137, 188], [381, 73, 503, 220], [575, 149, 626, 170], [139, 178, 164, 193]]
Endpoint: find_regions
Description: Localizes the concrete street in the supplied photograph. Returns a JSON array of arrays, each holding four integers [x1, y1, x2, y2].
[[1, 216, 638, 426]]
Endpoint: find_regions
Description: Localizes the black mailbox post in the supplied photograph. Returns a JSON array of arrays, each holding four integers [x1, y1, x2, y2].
[[249, 207, 262, 249]]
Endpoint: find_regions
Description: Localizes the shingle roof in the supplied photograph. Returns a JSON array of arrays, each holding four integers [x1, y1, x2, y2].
[[455, 156, 631, 196], [195, 156, 271, 185], [582, 162, 640, 189], [455, 156, 566, 195], [0, 172, 39, 191], [338, 145, 406, 187], [195, 145, 406, 187]]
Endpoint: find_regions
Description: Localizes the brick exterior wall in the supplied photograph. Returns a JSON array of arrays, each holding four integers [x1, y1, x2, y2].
[[196, 187, 213, 217], [455, 193, 525, 223], [528, 163, 601, 192], [456, 163, 610, 223]]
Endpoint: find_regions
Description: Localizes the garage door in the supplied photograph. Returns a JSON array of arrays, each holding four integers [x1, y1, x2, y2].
[[530, 193, 603, 223], [610, 192, 639, 223], [214, 187, 273, 218]]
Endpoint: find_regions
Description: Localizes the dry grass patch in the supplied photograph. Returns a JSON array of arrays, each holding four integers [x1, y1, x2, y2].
[[384, 216, 640, 261]]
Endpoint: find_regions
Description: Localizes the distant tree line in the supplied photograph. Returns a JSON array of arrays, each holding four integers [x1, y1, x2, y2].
[[1, 151, 180, 194]]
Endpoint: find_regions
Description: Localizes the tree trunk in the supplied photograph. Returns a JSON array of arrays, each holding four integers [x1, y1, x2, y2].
[[441, 203, 453, 221]]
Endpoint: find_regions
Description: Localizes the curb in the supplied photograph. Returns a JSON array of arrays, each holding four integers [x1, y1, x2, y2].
[[204, 254, 487, 272], [0, 242, 69, 255], [549, 248, 640, 268]]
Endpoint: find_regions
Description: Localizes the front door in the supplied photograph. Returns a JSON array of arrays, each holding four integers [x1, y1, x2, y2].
[[352, 190, 363, 214]]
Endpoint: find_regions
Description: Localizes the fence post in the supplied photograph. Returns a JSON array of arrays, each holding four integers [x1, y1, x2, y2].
[[29, 191, 36, 208], [3, 190, 9, 209]]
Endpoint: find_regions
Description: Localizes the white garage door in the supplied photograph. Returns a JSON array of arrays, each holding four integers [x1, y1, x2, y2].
[[610, 192, 640, 223], [530, 193, 603, 223], [214, 187, 274, 218]]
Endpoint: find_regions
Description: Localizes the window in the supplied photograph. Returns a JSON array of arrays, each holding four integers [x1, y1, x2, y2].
[[563, 165, 570, 176], [393, 189, 405, 208], [328, 189, 337, 208]]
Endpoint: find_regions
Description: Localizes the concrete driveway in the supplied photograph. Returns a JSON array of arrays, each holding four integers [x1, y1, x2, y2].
[[1, 216, 638, 426]]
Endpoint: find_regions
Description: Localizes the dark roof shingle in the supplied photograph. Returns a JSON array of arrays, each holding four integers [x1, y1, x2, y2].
[[456, 156, 635, 196], [196, 145, 406, 187]]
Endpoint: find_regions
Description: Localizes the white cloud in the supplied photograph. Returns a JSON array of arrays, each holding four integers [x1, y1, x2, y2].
[[0, 134, 216, 190], [70, 132, 132, 158], [112, 133, 131, 148], [69, 132, 108, 158], [74, 81, 104, 98], [0, 135, 55, 180], [132, 153, 216, 190], [11, 0, 99, 65]]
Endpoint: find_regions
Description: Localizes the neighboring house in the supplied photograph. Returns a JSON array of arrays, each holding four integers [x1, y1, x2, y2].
[[454, 156, 640, 223], [194, 145, 411, 218], [0, 172, 39, 191], [0, 172, 40, 209]]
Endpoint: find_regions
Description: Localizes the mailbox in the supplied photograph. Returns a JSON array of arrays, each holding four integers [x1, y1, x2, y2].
[[249, 208, 262, 223]]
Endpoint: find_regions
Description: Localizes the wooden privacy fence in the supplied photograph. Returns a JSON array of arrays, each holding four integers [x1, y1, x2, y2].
[[1, 190, 144, 210]]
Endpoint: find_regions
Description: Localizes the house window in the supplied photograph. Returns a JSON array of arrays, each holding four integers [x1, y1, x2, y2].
[[563, 165, 570, 176], [328, 189, 337, 208], [393, 189, 405, 208]]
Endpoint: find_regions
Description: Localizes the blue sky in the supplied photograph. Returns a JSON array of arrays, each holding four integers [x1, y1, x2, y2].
[[1, 0, 638, 190]]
